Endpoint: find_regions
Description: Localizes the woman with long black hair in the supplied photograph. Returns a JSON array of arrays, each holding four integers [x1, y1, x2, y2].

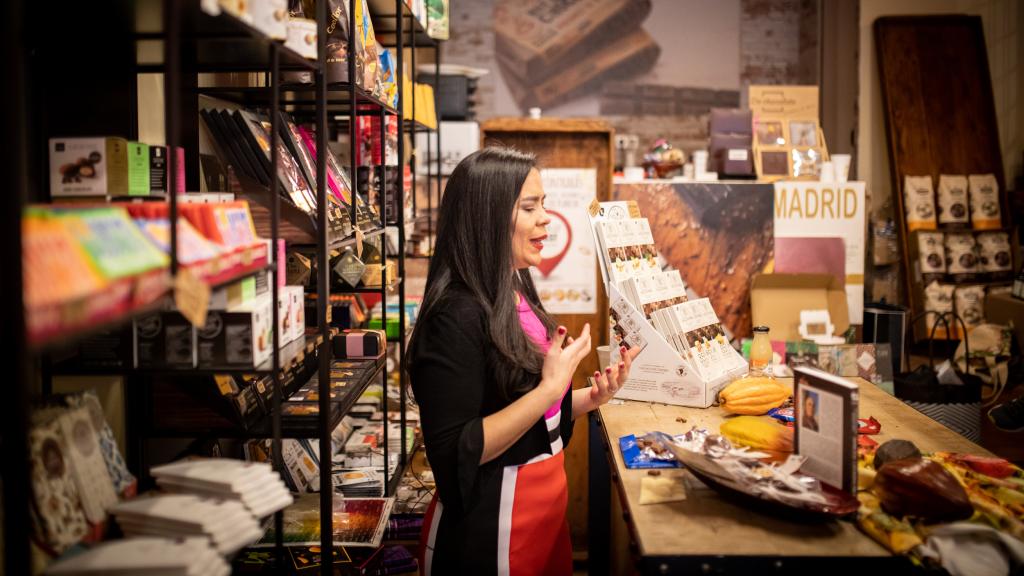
[[409, 147, 636, 575]]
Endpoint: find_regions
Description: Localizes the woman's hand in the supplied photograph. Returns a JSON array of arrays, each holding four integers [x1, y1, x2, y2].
[[539, 324, 591, 403], [588, 345, 639, 407]]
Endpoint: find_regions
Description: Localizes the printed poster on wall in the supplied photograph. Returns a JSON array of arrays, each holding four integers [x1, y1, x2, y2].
[[773, 181, 866, 324], [529, 168, 598, 315]]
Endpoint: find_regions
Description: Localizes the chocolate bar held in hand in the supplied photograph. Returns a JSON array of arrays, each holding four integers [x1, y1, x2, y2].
[[332, 329, 386, 359]]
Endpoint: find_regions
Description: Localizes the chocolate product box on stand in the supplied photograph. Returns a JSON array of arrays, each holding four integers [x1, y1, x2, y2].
[[134, 310, 197, 369], [198, 295, 274, 369]]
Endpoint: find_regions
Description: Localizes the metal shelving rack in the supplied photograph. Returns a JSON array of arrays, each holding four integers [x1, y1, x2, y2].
[[3, 1, 441, 574]]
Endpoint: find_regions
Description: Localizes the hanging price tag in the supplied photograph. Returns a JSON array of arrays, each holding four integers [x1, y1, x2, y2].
[[355, 227, 365, 259], [174, 267, 211, 327]]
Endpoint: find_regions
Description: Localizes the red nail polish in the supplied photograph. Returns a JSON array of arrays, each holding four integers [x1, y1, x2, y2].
[[605, 367, 611, 374], [619, 362, 625, 368], [594, 371, 600, 378], [557, 326, 566, 335]]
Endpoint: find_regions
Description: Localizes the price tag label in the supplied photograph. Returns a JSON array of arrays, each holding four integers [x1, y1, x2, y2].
[[728, 149, 749, 161], [174, 267, 211, 327], [213, 375, 237, 395]]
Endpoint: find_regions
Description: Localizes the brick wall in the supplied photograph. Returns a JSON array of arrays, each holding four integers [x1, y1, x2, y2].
[[739, 0, 819, 90]]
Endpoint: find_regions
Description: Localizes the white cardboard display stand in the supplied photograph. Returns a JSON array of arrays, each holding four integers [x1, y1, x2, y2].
[[589, 201, 747, 408]]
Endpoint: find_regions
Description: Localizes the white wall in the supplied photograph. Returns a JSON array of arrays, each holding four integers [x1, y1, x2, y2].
[[859, 0, 1021, 213]]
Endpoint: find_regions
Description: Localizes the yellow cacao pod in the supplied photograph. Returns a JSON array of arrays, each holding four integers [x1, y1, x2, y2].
[[718, 377, 790, 415], [719, 415, 794, 453]]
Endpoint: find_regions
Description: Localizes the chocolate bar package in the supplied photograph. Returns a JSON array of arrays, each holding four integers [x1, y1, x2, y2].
[[149, 146, 168, 196], [231, 383, 265, 430], [197, 295, 274, 368], [29, 418, 89, 552], [937, 175, 969, 228], [944, 232, 979, 279], [915, 231, 946, 281], [73, 326, 135, 370], [968, 173, 1002, 229], [954, 285, 986, 330], [817, 343, 876, 382], [904, 175, 937, 231], [49, 137, 132, 197], [710, 108, 753, 135], [785, 340, 819, 370], [125, 142, 151, 197], [134, 311, 197, 368], [288, 285, 306, 342], [710, 132, 754, 177], [977, 231, 1012, 278], [924, 281, 955, 339], [332, 329, 386, 359], [148, 145, 185, 196]]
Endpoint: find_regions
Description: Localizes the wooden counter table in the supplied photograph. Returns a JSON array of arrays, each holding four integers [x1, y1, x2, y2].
[[587, 377, 992, 575]]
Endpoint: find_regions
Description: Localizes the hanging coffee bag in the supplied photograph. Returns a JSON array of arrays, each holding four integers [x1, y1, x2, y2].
[[954, 285, 986, 330], [924, 281, 955, 339], [968, 173, 1002, 229], [916, 231, 946, 280], [944, 232, 978, 277], [976, 231, 1012, 277], [904, 175, 937, 231], [937, 175, 969, 228], [299, 0, 353, 83]]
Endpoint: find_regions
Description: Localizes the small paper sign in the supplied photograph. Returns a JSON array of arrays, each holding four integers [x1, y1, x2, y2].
[[174, 267, 211, 327]]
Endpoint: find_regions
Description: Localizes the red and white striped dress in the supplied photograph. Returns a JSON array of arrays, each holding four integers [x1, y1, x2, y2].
[[412, 288, 573, 576]]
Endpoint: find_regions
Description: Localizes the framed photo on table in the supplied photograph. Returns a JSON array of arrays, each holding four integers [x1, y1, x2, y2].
[[756, 121, 786, 146], [791, 147, 824, 180], [794, 366, 859, 494], [788, 120, 819, 147], [755, 147, 791, 181]]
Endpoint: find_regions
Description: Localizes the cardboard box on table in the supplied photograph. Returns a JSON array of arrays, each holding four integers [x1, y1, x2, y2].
[[985, 293, 1024, 356], [590, 201, 747, 408], [750, 273, 850, 342]]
